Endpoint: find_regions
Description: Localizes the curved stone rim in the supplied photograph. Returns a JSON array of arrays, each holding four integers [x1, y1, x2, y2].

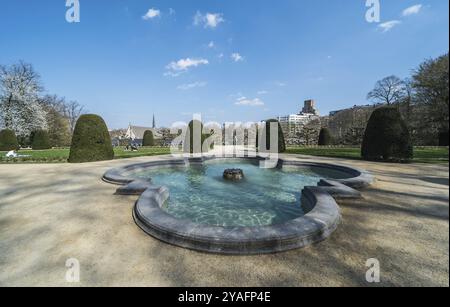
[[103, 157, 374, 254]]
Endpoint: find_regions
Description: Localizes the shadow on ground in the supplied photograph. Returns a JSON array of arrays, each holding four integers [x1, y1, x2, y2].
[[0, 156, 448, 287]]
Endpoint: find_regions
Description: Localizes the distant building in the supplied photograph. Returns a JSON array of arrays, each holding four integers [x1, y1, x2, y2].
[[329, 104, 381, 117], [125, 124, 162, 145], [302, 99, 319, 115], [329, 110, 340, 117], [278, 100, 320, 135], [278, 113, 316, 126]]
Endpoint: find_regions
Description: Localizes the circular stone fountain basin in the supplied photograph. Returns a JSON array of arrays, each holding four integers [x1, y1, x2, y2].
[[130, 161, 324, 227], [103, 157, 374, 254]]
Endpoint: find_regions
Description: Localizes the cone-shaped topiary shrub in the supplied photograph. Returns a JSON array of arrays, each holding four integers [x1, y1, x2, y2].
[[439, 131, 449, 146], [318, 128, 332, 146], [31, 130, 51, 150], [259, 119, 286, 153], [0, 129, 19, 151], [255, 126, 259, 149], [68, 114, 114, 163], [142, 130, 155, 146], [362, 107, 413, 162]]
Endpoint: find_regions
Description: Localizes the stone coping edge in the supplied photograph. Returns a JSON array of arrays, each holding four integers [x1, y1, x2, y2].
[[103, 157, 374, 255]]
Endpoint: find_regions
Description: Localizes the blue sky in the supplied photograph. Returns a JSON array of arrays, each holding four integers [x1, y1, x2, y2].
[[0, 0, 448, 129]]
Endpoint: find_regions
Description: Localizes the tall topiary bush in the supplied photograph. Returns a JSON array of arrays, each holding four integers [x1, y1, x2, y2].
[[439, 131, 449, 146], [318, 128, 332, 146], [142, 130, 155, 146], [259, 119, 286, 153], [362, 107, 413, 162], [68, 114, 114, 163], [31, 130, 51, 150], [0, 129, 19, 151], [183, 120, 211, 154]]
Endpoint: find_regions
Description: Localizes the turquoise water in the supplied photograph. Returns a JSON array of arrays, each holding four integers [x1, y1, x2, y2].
[[132, 161, 336, 227]]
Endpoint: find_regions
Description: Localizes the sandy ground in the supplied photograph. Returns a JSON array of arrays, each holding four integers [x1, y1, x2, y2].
[[0, 154, 448, 287]]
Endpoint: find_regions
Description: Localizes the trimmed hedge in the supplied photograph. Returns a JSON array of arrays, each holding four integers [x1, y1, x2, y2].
[[183, 120, 211, 154], [439, 131, 449, 146], [68, 114, 114, 163], [362, 107, 413, 162], [318, 128, 332, 146], [142, 130, 155, 146], [259, 119, 286, 153], [31, 130, 51, 150], [0, 129, 19, 151]]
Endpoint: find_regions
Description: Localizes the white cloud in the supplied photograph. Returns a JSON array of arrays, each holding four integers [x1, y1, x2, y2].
[[177, 82, 207, 90], [208, 41, 215, 48], [402, 4, 423, 16], [378, 20, 401, 32], [165, 58, 209, 76], [257, 90, 269, 95], [169, 8, 176, 15], [205, 13, 224, 28], [142, 8, 161, 20], [194, 11, 224, 28], [231, 53, 244, 62], [235, 96, 265, 107]]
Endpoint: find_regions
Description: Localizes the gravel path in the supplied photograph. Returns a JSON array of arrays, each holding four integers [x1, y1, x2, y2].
[[0, 155, 448, 286]]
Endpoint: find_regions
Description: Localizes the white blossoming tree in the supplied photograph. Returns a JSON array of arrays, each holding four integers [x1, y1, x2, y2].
[[0, 62, 48, 139]]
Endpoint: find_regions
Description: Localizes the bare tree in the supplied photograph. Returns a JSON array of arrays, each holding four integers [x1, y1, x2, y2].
[[38, 95, 72, 146], [39, 94, 66, 113], [367, 75, 406, 105], [64, 101, 84, 133], [296, 119, 321, 145]]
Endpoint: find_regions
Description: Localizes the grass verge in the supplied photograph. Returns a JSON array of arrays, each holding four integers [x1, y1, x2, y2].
[[1, 146, 447, 164], [0, 147, 171, 164], [285, 146, 449, 164]]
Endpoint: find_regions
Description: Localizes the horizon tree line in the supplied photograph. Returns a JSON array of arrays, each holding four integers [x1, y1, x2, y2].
[[323, 53, 449, 146], [2, 53, 448, 149]]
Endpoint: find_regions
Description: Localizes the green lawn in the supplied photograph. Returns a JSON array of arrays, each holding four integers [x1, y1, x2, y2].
[[285, 146, 449, 164], [0, 147, 171, 163], [1, 146, 448, 164], [114, 147, 171, 159]]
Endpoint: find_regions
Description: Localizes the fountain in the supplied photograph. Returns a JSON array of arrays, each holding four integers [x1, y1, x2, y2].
[[223, 168, 244, 181], [103, 158, 374, 254]]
